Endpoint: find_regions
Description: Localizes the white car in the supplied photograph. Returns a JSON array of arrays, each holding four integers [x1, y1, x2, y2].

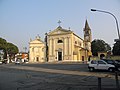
[[88, 60, 115, 72], [15, 59, 21, 65], [0, 61, 2, 64]]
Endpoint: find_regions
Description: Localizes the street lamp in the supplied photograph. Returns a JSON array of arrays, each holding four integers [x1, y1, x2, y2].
[[91, 9, 120, 41]]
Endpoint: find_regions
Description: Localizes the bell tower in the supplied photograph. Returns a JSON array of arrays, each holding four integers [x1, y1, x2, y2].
[[84, 20, 92, 51]]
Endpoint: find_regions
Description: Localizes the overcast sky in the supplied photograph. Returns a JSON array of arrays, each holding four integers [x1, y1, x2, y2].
[[0, 0, 120, 52]]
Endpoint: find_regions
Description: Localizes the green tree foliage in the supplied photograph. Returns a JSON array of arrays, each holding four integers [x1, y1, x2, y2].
[[0, 37, 19, 58], [6, 43, 19, 54], [91, 39, 111, 56], [112, 41, 120, 55], [0, 38, 7, 49]]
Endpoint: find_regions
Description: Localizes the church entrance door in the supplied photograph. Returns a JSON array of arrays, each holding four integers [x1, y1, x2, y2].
[[58, 51, 62, 61], [36, 57, 39, 62]]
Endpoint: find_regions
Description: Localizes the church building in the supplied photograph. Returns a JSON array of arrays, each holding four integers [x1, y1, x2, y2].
[[29, 20, 92, 63], [29, 36, 46, 62]]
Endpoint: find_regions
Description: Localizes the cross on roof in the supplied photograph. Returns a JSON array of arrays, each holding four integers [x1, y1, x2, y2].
[[69, 27, 71, 30], [58, 20, 61, 26]]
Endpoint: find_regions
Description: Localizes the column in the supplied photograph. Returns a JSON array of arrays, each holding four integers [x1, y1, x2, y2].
[[53, 38, 56, 56], [67, 37, 69, 55], [62, 37, 64, 60], [68, 37, 71, 55], [49, 39, 52, 56], [52, 38, 54, 55], [64, 37, 67, 55]]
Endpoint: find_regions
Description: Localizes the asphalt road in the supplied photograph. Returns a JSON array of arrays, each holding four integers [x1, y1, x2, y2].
[[22, 63, 89, 71], [0, 63, 119, 90]]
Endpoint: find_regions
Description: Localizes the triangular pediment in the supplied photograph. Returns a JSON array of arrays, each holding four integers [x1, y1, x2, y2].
[[48, 26, 73, 35], [30, 38, 44, 44]]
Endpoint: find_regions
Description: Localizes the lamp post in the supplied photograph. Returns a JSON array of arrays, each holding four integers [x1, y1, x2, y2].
[[91, 9, 120, 89], [91, 9, 120, 41], [23, 47, 27, 53]]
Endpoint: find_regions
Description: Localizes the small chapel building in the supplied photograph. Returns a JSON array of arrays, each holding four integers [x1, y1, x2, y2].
[[29, 20, 92, 63]]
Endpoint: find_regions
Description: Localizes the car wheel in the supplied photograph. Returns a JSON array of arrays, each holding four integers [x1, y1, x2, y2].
[[89, 67, 94, 71], [108, 68, 114, 72]]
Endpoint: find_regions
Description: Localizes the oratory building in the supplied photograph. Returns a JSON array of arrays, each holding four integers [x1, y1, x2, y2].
[[29, 20, 92, 63]]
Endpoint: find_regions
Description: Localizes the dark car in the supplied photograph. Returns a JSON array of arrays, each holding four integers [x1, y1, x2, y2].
[[102, 59, 120, 71], [115, 60, 120, 64]]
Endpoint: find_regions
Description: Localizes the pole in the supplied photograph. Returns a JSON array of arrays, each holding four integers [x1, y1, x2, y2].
[[91, 9, 120, 40], [98, 77, 101, 90], [115, 71, 119, 89]]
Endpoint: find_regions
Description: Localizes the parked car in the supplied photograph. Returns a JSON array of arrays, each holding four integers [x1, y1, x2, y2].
[[115, 60, 120, 64], [15, 59, 21, 65], [102, 59, 120, 71], [2, 59, 7, 64], [24, 59, 29, 63], [88, 60, 115, 72], [0, 61, 2, 64]]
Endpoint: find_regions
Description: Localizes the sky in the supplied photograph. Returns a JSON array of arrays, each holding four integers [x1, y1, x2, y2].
[[0, 0, 120, 52]]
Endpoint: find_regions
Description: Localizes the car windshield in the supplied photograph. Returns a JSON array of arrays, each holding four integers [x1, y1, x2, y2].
[[91, 60, 97, 64], [16, 59, 21, 62], [98, 61, 106, 64], [105, 60, 114, 64]]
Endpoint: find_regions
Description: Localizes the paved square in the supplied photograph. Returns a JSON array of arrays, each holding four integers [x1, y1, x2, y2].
[[0, 63, 119, 90]]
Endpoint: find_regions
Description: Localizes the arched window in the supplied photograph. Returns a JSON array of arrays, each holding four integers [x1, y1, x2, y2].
[[58, 40, 63, 43]]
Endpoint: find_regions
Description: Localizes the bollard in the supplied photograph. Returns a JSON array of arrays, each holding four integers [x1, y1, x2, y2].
[[115, 71, 119, 90], [98, 77, 101, 90]]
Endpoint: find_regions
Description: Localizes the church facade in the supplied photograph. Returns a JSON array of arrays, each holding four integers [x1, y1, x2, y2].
[[29, 20, 92, 63], [29, 36, 46, 62]]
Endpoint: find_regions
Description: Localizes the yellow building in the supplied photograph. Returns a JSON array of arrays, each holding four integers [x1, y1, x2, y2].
[[29, 36, 45, 62], [29, 20, 92, 63]]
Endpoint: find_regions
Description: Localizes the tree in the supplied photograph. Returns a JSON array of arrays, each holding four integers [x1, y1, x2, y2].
[[91, 39, 111, 56], [0, 37, 19, 59], [112, 41, 120, 55], [6, 43, 19, 54], [0, 38, 7, 50]]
